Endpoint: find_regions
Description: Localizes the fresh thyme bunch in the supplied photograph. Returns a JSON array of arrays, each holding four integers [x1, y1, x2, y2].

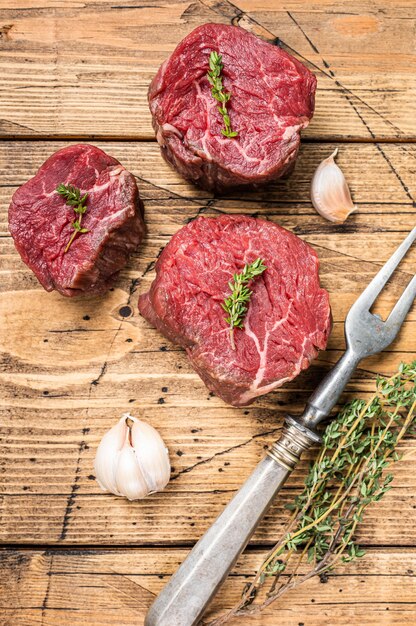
[[204, 361, 416, 625]]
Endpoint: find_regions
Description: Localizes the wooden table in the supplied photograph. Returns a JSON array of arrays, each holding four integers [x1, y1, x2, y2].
[[1, 1, 415, 624]]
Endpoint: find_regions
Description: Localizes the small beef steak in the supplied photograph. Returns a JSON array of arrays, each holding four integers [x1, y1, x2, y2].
[[138, 216, 331, 406], [9, 144, 145, 297], [149, 23, 316, 193]]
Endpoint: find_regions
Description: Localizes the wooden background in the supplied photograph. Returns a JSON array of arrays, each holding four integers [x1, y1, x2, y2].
[[1, 1, 416, 624]]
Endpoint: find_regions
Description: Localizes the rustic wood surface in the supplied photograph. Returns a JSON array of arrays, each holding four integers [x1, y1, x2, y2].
[[0, 0, 415, 140], [1, 548, 416, 625], [1, 0, 416, 624]]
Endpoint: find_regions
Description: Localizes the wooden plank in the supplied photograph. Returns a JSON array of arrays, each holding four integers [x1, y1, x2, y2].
[[1, 140, 415, 545], [2, 473, 416, 546], [1, 548, 416, 625], [1, 141, 415, 213], [0, 0, 415, 140]]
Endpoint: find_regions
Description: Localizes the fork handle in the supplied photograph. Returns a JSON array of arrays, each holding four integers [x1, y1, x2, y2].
[[144, 418, 320, 626], [300, 349, 361, 428]]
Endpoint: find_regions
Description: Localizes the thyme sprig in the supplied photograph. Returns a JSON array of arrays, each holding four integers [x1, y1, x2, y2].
[[204, 361, 416, 625], [57, 183, 89, 253], [207, 51, 238, 139], [222, 258, 267, 350]]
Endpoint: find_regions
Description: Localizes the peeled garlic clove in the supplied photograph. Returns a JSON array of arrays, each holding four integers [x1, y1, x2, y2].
[[94, 413, 171, 501], [310, 148, 357, 223]]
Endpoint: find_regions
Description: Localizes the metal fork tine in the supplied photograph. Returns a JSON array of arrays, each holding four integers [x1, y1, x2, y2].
[[353, 226, 416, 311], [386, 274, 416, 328]]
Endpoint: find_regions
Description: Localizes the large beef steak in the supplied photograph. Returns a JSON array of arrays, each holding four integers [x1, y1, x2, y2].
[[138, 216, 331, 406], [149, 23, 316, 193], [9, 144, 145, 297]]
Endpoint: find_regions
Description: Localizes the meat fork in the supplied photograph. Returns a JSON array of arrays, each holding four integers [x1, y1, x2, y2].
[[145, 227, 416, 626]]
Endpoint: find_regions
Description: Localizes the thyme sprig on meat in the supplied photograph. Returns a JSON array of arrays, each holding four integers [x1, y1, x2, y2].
[[57, 183, 89, 253], [222, 258, 267, 350], [204, 361, 416, 625], [207, 51, 238, 139]]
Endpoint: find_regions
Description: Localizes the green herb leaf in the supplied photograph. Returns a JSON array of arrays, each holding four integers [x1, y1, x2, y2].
[[207, 50, 238, 139], [204, 361, 416, 626], [222, 258, 267, 349], [57, 183, 89, 253]]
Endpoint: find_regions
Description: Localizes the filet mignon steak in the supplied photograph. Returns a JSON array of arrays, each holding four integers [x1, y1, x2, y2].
[[138, 216, 331, 406], [9, 144, 145, 297], [149, 23, 317, 193]]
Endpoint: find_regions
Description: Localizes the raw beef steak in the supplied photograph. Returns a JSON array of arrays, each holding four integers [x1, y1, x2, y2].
[[149, 23, 316, 192], [138, 216, 331, 406], [9, 144, 145, 297]]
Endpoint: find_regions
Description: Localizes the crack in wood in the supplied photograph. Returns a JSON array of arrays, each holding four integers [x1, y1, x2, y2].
[[91, 362, 108, 386], [286, 11, 320, 55], [142, 259, 157, 276], [134, 172, 212, 209], [134, 172, 221, 235], [59, 429, 90, 541], [374, 144, 415, 206], [313, 241, 415, 282], [126, 276, 141, 304], [106, 571, 156, 607], [171, 427, 280, 480], [0, 119, 36, 134], [142, 245, 165, 277], [89, 321, 122, 386], [199, 0, 242, 20], [40, 552, 53, 624]]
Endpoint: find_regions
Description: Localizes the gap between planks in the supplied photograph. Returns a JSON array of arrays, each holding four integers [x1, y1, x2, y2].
[[2, 543, 415, 552]]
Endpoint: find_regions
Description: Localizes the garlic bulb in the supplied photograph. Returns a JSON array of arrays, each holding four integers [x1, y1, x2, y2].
[[94, 413, 171, 500], [310, 148, 357, 223]]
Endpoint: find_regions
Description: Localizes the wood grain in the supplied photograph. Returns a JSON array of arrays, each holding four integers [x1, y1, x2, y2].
[[1, 548, 415, 625], [1, 140, 415, 546], [0, 0, 415, 139], [1, 1, 416, 624]]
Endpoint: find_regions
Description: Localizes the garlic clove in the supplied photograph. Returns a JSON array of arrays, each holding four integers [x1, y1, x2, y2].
[[94, 413, 171, 501], [310, 148, 357, 223], [130, 420, 171, 494], [115, 443, 149, 501], [94, 416, 127, 495]]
